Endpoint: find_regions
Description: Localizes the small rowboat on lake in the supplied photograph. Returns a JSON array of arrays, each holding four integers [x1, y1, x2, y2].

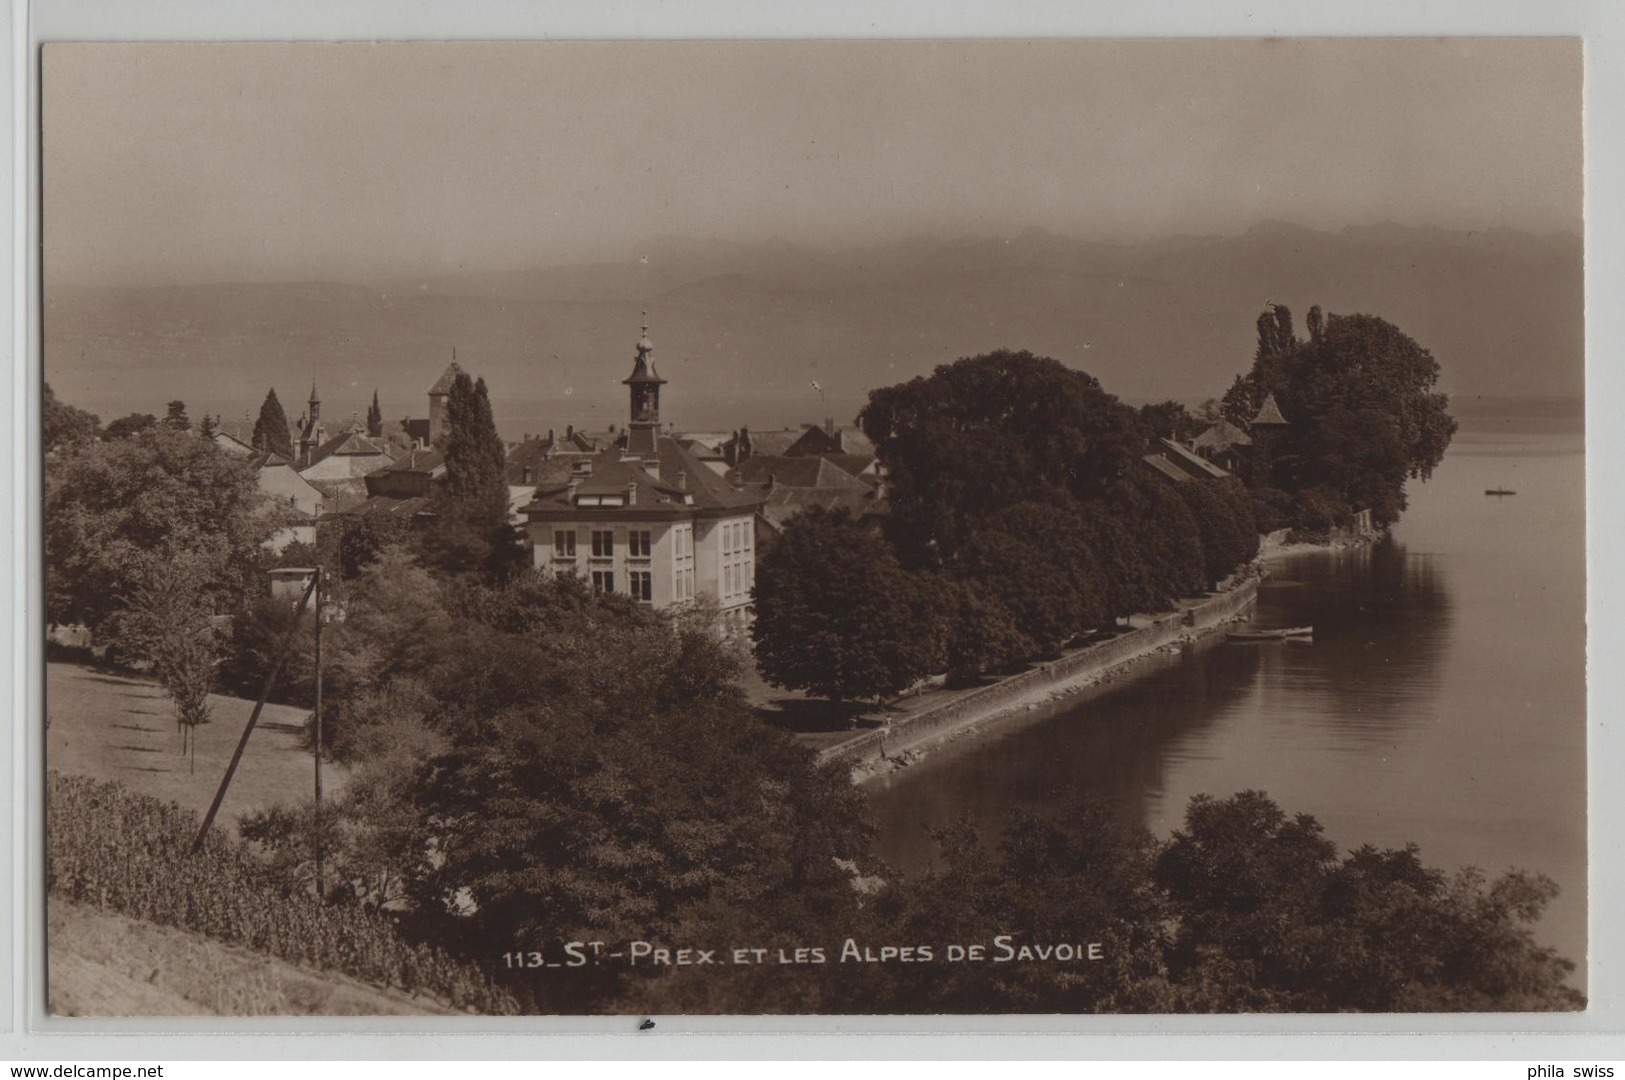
[[1485, 488, 1517, 496], [1227, 626, 1314, 642]]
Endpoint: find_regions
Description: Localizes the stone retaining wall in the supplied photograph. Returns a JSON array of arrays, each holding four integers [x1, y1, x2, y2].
[[818, 577, 1259, 772]]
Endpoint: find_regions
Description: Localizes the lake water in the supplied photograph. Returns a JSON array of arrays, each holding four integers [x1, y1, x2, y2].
[[866, 417, 1588, 983]]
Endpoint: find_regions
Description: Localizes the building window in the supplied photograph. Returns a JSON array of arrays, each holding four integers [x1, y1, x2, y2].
[[554, 530, 577, 558], [630, 570, 652, 602], [629, 530, 652, 558], [592, 570, 615, 594], [591, 530, 614, 558]]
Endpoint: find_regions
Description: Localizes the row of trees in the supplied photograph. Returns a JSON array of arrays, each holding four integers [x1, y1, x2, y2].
[[753, 351, 1261, 709]]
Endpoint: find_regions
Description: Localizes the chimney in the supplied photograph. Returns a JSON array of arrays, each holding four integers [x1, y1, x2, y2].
[[766, 472, 776, 491], [626, 479, 638, 506], [825, 416, 834, 435], [677, 469, 687, 491], [522, 466, 533, 484], [567, 424, 575, 440]]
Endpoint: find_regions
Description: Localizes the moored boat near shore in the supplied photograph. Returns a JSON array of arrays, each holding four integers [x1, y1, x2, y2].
[[1226, 626, 1313, 642]]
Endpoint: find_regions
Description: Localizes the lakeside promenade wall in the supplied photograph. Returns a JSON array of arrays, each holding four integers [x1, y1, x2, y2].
[[817, 577, 1259, 775]]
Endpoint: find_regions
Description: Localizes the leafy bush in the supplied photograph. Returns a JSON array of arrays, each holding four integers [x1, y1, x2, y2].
[[47, 773, 519, 1014]]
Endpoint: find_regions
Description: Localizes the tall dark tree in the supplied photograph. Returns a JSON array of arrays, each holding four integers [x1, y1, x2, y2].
[[252, 388, 295, 460], [941, 579, 1030, 685], [1219, 373, 1261, 429], [43, 383, 100, 452], [419, 373, 523, 580], [1104, 471, 1207, 608], [162, 400, 191, 431], [753, 507, 945, 715], [366, 389, 384, 438], [1176, 479, 1257, 590], [441, 374, 509, 524], [1306, 304, 1325, 345], [859, 350, 1141, 566], [950, 501, 1106, 656]]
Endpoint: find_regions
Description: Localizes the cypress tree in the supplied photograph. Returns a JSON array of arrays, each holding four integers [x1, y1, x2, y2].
[[367, 389, 384, 438], [442, 373, 509, 526], [252, 389, 294, 460]]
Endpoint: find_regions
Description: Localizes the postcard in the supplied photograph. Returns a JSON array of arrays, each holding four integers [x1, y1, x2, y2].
[[39, 38, 1585, 1018]]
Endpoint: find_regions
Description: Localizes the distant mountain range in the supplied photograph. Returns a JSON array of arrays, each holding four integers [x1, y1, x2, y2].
[[45, 221, 1582, 438]]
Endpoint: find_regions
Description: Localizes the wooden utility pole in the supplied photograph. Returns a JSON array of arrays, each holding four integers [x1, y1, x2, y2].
[[313, 565, 325, 900], [193, 573, 317, 852]]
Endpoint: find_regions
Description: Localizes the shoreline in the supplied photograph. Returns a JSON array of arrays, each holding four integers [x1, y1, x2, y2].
[[830, 527, 1387, 785], [819, 575, 1263, 783]]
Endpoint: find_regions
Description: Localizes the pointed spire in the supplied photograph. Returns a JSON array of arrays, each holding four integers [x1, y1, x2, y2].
[[637, 310, 654, 356]]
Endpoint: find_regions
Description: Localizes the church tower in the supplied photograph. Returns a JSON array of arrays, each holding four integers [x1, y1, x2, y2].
[[297, 381, 326, 467], [623, 315, 667, 456]]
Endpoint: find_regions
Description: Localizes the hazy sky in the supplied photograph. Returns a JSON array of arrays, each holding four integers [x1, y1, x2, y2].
[[44, 39, 1581, 286]]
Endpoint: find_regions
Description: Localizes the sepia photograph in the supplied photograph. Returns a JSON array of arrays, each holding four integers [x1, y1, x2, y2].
[[39, 38, 1585, 1018]]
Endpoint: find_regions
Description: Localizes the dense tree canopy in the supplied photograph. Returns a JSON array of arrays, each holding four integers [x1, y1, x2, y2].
[[950, 501, 1105, 657], [43, 383, 100, 453], [45, 425, 272, 630], [631, 790, 1584, 1014], [1223, 307, 1457, 528], [753, 507, 945, 711], [310, 555, 876, 1009], [1154, 791, 1582, 1011], [102, 412, 157, 442], [858, 350, 1141, 564], [1178, 479, 1259, 589]]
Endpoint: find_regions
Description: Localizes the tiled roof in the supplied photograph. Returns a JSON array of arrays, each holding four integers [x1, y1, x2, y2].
[[816, 453, 878, 480], [733, 455, 874, 493], [758, 485, 884, 531], [523, 437, 763, 517], [1141, 453, 1191, 484], [830, 428, 875, 456], [740, 429, 804, 457], [375, 448, 445, 475], [1191, 419, 1252, 452], [427, 362, 465, 396], [307, 430, 403, 467], [306, 477, 370, 513], [1159, 438, 1231, 480], [322, 495, 433, 521], [1252, 393, 1289, 426]]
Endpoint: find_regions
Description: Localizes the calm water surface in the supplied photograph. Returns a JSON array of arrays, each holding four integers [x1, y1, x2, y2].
[[867, 422, 1587, 978]]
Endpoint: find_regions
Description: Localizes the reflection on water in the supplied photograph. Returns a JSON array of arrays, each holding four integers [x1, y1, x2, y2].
[[867, 427, 1587, 981]]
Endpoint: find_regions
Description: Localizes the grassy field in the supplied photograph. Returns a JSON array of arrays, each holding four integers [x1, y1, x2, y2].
[[46, 661, 347, 825]]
